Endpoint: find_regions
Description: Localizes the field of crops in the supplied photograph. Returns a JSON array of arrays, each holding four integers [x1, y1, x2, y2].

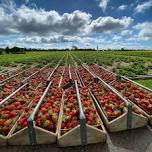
[[0, 52, 65, 66], [135, 79, 152, 90], [1, 51, 152, 65], [0, 51, 152, 152]]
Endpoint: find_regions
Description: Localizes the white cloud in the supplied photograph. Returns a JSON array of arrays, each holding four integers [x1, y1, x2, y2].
[[0, 2, 138, 49], [121, 30, 133, 36], [0, 0, 16, 12], [98, 0, 110, 12], [112, 35, 122, 42], [17, 35, 94, 44], [11, 7, 91, 35], [118, 5, 128, 10], [135, 0, 152, 13], [89, 16, 133, 33], [0, 6, 91, 35], [0, 5, 133, 36], [134, 22, 152, 40]]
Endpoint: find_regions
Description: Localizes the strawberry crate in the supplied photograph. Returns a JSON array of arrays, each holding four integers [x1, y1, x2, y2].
[[0, 63, 58, 146], [58, 81, 107, 147], [92, 64, 152, 124], [0, 66, 30, 84], [7, 83, 47, 145], [0, 64, 52, 103], [0, 66, 26, 84], [80, 65, 148, 131], [0, 83, 33, 145], [0, 67, 21, 80], [90, 83, 148, 132], [111, 76, 152, 125], [13, 62, 64, 145], [86, 64, 117, 84], [27, 81, 63, 145]]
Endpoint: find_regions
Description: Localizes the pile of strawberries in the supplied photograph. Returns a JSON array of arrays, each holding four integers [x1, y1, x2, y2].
[[0, 90, 31, 136], [0, 68, 22, 82], [79, 87, 101, 127], [90, 82, 125, 121], [89, 65, 115, 84], [61, 87, 79, 133], [51, 67, 64, 87], [14, 87, 45, 133], [28, 67, 52, 89], [78, 67, 94, 86], [61, 66, 70, 87], [35, 87, 62, 132], [112, 80, 152, 115]]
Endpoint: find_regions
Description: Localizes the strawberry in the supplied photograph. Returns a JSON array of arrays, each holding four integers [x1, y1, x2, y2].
[[71, 120, 78, 128], [61, 122, 66, 129], [35, 87, 62, 132], [2, 126, 9, 136], [9, 112, 15, 118], [41, 107, 47, 114], [36, 119, 41, 127], [43, 120, 51, 129], [0, 119, 3, 125], [112, 80, 152, 115]]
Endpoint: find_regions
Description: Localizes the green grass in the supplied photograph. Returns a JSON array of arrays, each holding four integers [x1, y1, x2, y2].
[[0, 51, 66, 66], [72, 51, 152, 65], [1, 51, 152, 65], [103, 51, 152, 58], [135, 79, 152, 90]]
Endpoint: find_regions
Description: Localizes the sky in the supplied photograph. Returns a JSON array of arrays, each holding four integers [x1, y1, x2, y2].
[[0, 0, 152, 49]]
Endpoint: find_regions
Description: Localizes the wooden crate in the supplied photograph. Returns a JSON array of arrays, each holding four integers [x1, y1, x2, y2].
[[25, 89, 63, 145], [8, 105, 62, 145], [34, 91, 64, 145], [8, 127, 30, 145], [91, 91, 128, 132], [0, 135, 7, 146], [34, 125, 57, 144], [114, 76, 152, 125], [130, 100, 152, 125], [92, 93, 148, 132], [57, 97, 107, 147], [0, 116, 20, 145], [131, 102, 148, 129], [8, 103, 33, 145], [58, 124, 106, 147], [92, 65, 152, 125], [7, 94, 37, 145]]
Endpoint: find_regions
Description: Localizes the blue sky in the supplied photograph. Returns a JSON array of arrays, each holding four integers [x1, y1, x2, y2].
[[0, 0, 152, 49]]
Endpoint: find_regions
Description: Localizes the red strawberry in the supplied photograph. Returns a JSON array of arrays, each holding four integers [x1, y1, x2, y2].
[[9, 112, 15, 118], [61, 122, 66, 129], [41, 107, 47, 114], [71, 120, 78, 128]]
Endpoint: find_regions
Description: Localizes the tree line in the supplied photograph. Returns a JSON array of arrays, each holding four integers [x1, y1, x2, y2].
[[0, 46, 151, 55], [0, 47, 26, 54]]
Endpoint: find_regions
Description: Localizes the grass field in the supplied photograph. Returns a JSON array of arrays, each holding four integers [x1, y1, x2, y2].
[[0, 51, 65, 65], [0, 51, 152, 65], [72, 51, 152, 65], [135, 79, 152, 90]]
